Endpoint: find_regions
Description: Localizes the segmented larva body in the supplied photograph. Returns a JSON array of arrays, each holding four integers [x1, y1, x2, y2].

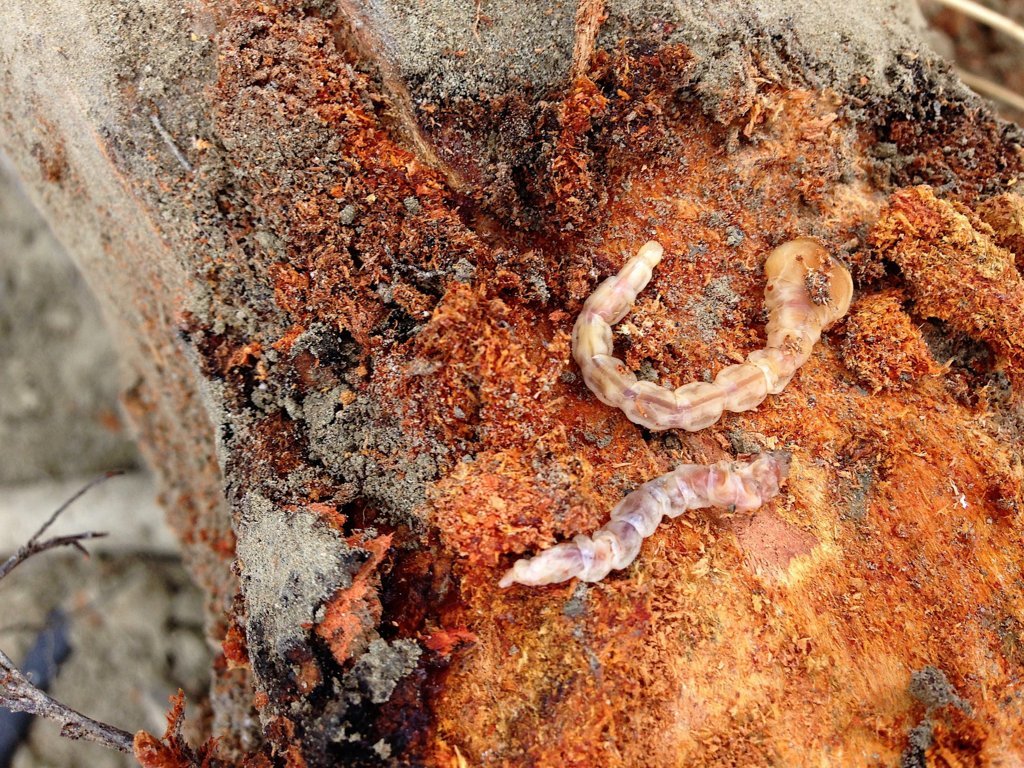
[[571, 237, 853, 431], [498, 453, 790, 587], [500, 238, 852, 588]]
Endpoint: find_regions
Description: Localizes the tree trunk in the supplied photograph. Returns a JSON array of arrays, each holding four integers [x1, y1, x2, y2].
[[3, 0, 1024, 764]]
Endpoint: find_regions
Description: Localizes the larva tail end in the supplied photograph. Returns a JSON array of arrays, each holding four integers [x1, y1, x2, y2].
[[637, 240, 664, 267], [498, 543, 585, 587]]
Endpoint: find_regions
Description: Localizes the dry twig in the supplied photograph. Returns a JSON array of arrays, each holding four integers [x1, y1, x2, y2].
[[926, 0, 1024, 113], [0, 470, 136, 755], [931, 0, 1024, 48], [957, 68, 1024, 113], [0, 647, 134, 753], [0, 471, 118, 582]]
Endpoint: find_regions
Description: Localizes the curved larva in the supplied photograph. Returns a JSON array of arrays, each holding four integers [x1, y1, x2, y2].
[[570, 237, 854, 431], [498, 452, 791, 587], [499, 238, 850, 588]]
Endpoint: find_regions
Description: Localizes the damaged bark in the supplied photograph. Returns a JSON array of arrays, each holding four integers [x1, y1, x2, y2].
[[2, 0, 1024, 765]]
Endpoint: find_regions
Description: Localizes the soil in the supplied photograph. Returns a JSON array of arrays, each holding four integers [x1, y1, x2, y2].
[[1, 554, 210, 768], [0, 163, 136, 483]]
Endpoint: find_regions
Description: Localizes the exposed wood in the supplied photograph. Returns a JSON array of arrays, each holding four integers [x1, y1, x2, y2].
[[2, 1, 1024, 765]]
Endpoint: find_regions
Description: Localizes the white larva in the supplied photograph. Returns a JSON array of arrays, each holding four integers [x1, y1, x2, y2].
[[500, 238, 852, 588], [571, 238, 853, 431], [498, 453, 790, 587]]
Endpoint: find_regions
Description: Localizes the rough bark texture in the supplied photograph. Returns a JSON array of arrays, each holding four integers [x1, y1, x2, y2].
[[3, 0, 1024, 765]]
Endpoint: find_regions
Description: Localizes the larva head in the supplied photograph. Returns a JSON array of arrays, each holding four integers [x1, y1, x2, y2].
[[636, 240, 664, 269], [741, 451, 792, 498], [765, 237, 854, 326]]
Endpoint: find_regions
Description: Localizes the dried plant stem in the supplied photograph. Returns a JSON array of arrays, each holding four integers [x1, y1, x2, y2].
[[931, 0, 1024, 47], [0, 470, 134, 756], [0, 471, 120, 582], [0, 648, 134, 753], [957, 68, 1024, 113]]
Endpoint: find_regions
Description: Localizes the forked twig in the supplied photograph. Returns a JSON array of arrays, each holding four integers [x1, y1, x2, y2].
[[0, 471, 121, 582], [0, 470, 136, 755]]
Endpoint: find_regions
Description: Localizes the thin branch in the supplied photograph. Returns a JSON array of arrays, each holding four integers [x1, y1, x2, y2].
[[0, 470, 122, 583], [0, 648, 134, 753], [957, 68, 1024, 113], [931, 0, 1024, 47], [26, 470, 122, 546], [0, 471, 136, 757]]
